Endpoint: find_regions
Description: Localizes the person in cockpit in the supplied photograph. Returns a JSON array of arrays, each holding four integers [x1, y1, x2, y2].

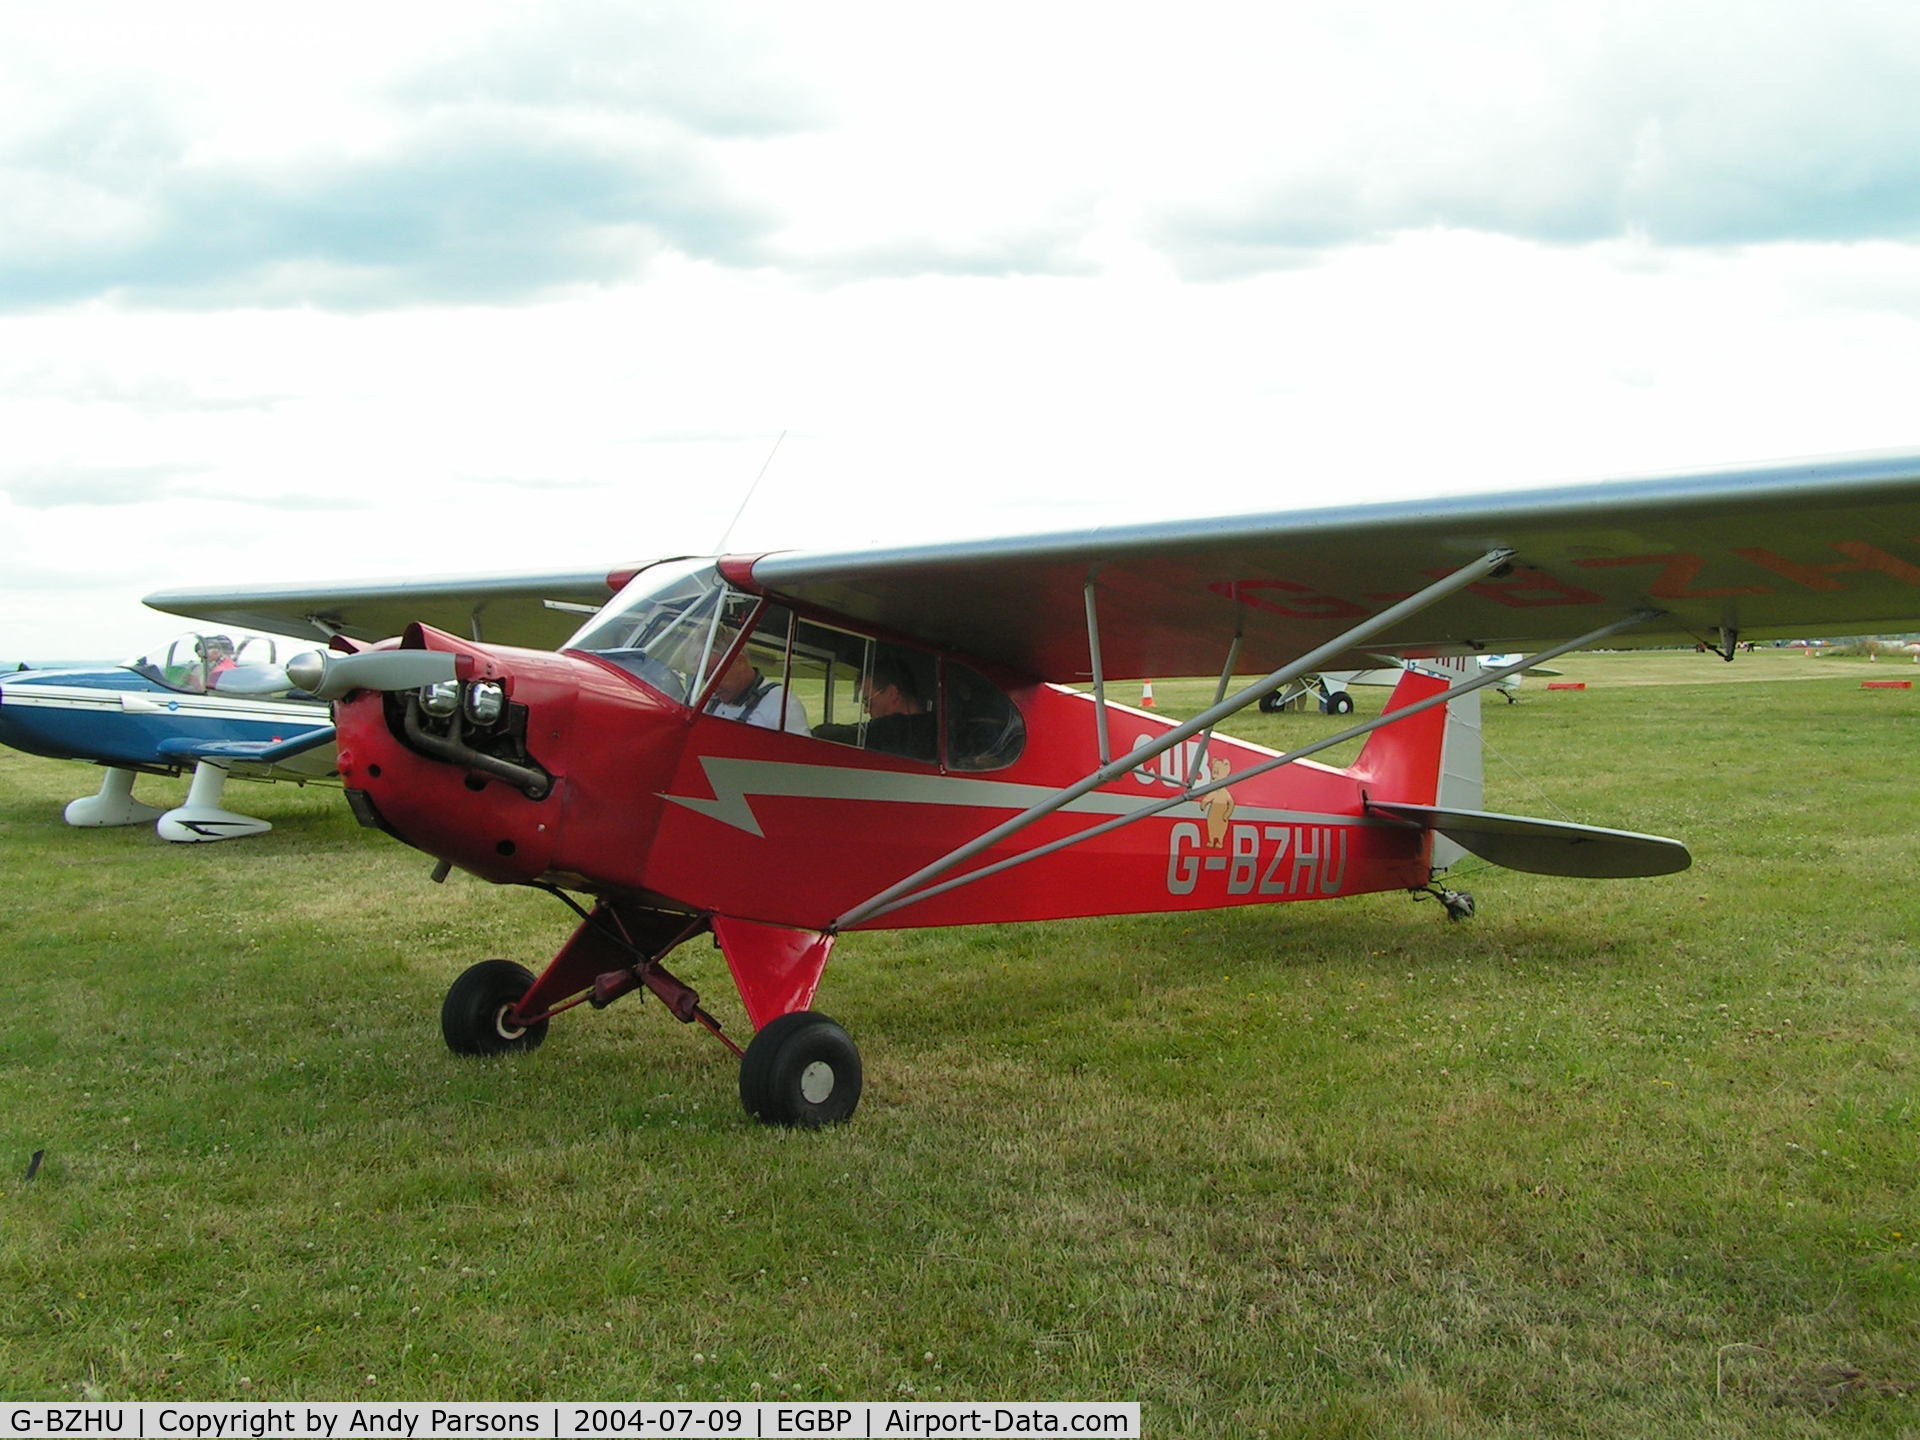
[[197, 635, 239, 690], [703, 640, 811, 734], [813, 658, 938, 761]]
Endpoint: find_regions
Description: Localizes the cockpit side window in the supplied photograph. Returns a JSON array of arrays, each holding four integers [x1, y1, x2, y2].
[[943, 660, 1026, 770], [800, 626, 939, 763], [791, 619, 1022, 770], [787, 620, 867, 740], [696, 604, 812, 735], [569, 567, 1025, 765]]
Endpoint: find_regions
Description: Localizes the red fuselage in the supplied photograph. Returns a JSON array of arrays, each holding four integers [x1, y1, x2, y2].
[[335, 625, 1445, 934]]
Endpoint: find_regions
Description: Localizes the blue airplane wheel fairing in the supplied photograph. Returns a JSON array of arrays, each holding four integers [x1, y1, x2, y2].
[[739, 1011, 862, 1128], [442, 959, 549, 1056]]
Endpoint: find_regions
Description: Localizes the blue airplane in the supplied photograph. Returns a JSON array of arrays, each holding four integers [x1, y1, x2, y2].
[[2, 568, 629, 843], [0, 632, 336, 841]]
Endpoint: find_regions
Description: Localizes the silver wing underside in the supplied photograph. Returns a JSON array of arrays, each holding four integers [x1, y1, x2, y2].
[[143, 452, 1920, 683], [749, 451, 1920, 680], [146, 568, 627, 650]]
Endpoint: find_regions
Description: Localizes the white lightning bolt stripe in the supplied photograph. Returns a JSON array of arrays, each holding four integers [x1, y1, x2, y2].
[[661, 755, 1392, 838]]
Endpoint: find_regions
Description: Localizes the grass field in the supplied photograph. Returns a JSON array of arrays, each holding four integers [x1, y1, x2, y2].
[[1, 650, 1915, 1435]]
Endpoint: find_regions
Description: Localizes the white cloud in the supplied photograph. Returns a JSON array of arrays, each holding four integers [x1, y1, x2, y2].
[[3, 0, 1920, 655]]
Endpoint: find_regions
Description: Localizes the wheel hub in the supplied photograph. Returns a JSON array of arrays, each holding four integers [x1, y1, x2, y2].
[[492, 1004, 528, 1041], [798, 1060, 836, 1104]]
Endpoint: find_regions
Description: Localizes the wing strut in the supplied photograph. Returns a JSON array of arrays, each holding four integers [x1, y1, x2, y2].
[[1084, 580, 1112, 766], [833, 547, 1522, 931], [1085, 578, 1244, 777], [1187, 632, 1244, 789], [838, 607, 1659, 926]]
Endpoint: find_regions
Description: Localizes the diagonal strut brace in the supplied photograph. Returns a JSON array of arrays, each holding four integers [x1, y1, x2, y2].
[[846, 607, 1663, 924], [831, 547, 1525, 931]]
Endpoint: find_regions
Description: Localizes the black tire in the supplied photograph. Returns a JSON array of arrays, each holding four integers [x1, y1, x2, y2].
[[738, 1011, 862, 1127], [1328, 691, 1355, 715], [1257, 691, 1283, 713], [442, 959, 548, 1056]]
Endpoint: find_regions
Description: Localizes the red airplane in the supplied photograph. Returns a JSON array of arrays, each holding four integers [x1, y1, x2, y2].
[[149, 453, 1920, 1125]]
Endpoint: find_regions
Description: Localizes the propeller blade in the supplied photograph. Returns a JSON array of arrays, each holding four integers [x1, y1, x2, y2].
[[287, 649, 458, 701]]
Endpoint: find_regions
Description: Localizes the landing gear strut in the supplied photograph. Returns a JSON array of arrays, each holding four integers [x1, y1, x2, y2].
[[156, 760, 273, 842], [436, 896, 859, 1125]]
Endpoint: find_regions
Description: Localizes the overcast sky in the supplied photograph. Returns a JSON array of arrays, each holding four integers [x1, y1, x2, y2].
[[7, 0, 1920, 656]]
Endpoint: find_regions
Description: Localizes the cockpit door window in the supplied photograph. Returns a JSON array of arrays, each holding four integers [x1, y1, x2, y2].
[[571, 566, 1025, 765]]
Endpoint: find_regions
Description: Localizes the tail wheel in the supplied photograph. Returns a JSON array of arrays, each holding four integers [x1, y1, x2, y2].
[[739, 1011, 862, 1127], [442, 959, 549, 1055]]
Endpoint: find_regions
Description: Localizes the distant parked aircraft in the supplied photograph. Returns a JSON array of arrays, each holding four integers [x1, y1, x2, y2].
[[2, 567, 626, 843], [1259, 655, 1560, 714], [0, 632, 335, 841]]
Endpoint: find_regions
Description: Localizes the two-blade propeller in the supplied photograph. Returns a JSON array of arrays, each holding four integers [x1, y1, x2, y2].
[[285, 649, 458, 701]]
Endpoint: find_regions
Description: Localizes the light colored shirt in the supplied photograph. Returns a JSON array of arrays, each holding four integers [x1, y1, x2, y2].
[[707, 678, 811, 735]]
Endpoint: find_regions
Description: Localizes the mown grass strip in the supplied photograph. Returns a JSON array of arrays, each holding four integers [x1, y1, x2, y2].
[[0, 654, 1913, 1434]]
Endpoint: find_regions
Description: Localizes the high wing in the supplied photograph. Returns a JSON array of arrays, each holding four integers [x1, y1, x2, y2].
[[145, 567, 633, 650], [747, 451, 1920, 680], [140, 454, 1920, 682]]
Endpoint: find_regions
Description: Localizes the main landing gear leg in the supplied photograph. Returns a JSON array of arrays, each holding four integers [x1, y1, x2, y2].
[[156, 761, 272, 842], [710, 917, 855, 1127], [64, 766, 166, 828], [438, 899, 860, 1126]]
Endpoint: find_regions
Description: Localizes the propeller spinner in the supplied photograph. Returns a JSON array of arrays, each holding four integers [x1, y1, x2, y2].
[[286, 648, 458, 701]]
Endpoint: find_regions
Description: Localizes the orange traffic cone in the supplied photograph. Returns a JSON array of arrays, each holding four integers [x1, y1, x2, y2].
[[1141, 680, 1156, 709]]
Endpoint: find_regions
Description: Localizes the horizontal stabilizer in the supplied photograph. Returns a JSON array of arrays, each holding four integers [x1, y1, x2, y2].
[[1365, 800, 1692, 878]]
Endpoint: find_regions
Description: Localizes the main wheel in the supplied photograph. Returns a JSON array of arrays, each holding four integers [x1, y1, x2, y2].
[[442, 959, 548, 1055], [738, 1011, 862, 1127]]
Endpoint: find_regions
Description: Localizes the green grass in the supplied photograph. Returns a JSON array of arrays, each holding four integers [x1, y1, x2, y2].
[[1, 654, 1916, 1435]]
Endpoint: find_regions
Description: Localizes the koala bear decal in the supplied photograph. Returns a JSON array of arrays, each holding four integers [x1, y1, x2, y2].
[[1200, 757, 1235, 847]]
